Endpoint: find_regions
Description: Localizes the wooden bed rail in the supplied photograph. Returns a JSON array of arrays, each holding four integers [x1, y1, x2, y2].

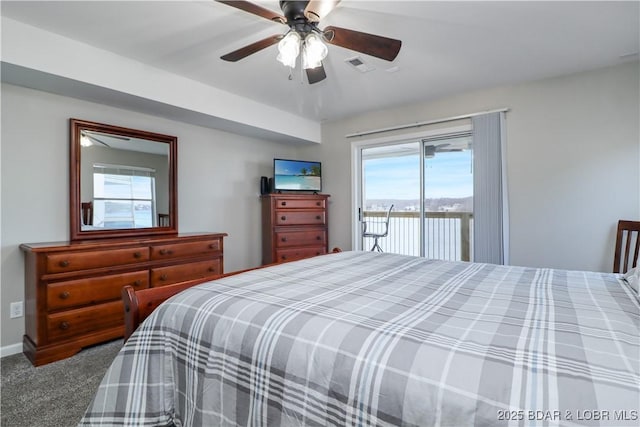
[[122, 248, 342, 341], [122, 279, 209, 342], [122, 269, 260, 342]]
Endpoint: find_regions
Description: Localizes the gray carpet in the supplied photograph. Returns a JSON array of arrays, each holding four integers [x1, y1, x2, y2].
[[1, 339, 122, 427]]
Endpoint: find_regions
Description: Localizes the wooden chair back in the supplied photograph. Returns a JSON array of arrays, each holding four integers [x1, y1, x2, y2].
[[158, 213, 170, 227], [81, 202, 93, 226], [613, 220, 640, 273]]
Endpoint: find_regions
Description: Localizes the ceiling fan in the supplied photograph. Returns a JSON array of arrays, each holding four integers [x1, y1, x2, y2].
[[216, 0, 402, 84], [424, 143, 465, 158], [80, 131, 130, 148]]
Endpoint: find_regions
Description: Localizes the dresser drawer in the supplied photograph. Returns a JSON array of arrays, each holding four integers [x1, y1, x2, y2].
[[275, 230, 326, 248], [151, 258, 222, 287], [46, 247, 149, 273], [276, 247, 326, 263], [47, 271, 149, 311], [150, 239, 222, 261], [47, 300, 123, 342], [275, 198, 325, 209], [275, 211, 326, 226], [21, 232, 227, 366]]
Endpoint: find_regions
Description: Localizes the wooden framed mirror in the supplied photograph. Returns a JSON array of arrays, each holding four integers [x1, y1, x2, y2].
[[70, 118, 178, 241]]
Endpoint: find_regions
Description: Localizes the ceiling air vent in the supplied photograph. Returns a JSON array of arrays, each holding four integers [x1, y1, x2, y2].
[[345, 56, 375, 73]]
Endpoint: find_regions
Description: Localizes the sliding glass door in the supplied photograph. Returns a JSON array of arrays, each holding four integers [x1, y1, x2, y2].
[[423, 133, 473, 261], [360, 142, 421, 255], [357, 133, 473, 261]]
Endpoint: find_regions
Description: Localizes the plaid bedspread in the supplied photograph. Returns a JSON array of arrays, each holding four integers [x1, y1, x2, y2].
[[80, 251, 639, 426]]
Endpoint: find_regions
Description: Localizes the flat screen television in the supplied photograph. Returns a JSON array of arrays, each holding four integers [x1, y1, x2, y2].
[[273, 158, 322, 192]]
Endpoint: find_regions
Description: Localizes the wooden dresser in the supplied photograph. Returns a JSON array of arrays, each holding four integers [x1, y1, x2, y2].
[[20, 232, 226, 366], [261, 193, 329, 264]]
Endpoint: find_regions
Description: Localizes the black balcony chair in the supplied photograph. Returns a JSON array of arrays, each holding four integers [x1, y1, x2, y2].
[[362, 204, 394, 252]]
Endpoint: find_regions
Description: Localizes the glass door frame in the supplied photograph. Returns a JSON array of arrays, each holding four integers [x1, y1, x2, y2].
[[350, 124, 472, 253]]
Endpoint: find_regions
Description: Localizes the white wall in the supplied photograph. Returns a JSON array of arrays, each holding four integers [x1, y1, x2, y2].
[[307, 61, 639, 272], [0, 83, 303, 348], [2, 17, 321, 144]]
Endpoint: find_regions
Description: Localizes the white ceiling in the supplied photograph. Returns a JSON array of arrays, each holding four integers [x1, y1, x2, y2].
[[2, 1, 638, 123]]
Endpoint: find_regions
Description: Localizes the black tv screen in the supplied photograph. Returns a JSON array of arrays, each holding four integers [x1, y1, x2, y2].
[[273, 159, 322, 192]]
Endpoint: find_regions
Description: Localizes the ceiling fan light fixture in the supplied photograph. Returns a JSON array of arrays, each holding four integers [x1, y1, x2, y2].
[[276, 31, 301, 68], [80, 134, 93, 147], [302, 32, 328, 69]]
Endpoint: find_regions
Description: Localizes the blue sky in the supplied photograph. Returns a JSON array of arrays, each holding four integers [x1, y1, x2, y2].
[[274, 159, 320, 176], [364, 151, 473, 199]]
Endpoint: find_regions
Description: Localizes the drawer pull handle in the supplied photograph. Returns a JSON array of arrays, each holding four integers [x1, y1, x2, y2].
[[281, 216, 286, 221], [316, 236, 321, 240], [281, 201, 287, 206], [133, 280, 142, 287], [208, 266, 217, 272], [159, 274, 168, 281], [209, 243, 217, 249], [59, 321, 70, 330], [59, 260, 70, 268], [281, 237, 287, 242], [316, 252, 321, 255], [159, 249, 173, 256], [59, 291, 70, 300], [316, 215, 321, 220], [133, 252, 142, 259], [316, 202, 321, 206], [281, 255, 287, 260]]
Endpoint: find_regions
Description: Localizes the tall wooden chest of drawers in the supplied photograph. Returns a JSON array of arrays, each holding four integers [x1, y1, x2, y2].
[[20, 232, 226, 366], [261, 193, 329, 264]]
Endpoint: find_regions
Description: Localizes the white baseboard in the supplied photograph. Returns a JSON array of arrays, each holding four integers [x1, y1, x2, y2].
[[1, 342, 22, 358]]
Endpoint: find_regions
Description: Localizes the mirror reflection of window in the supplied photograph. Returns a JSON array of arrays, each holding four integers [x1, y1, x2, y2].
[[71, 119, 176, 240], [92, 164, 157, 229]]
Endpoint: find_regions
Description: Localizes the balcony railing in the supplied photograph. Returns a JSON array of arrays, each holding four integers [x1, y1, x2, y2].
[[362, 211, 474, 261]]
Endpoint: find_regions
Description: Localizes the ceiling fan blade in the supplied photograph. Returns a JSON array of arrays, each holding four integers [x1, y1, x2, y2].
[[323, 26, 401, 61], [87, 135, 111, 148], [90, 131, 130, 141], [215, 1, 286, 24], [221, 34, 283, 62], [306, 63, 327, 84], [304, 0, 341, 22]]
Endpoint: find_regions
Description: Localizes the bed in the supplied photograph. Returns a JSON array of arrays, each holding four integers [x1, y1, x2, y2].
[[79, 251, 639, 426]]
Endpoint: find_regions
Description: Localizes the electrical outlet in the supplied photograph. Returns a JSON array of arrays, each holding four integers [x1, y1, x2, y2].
[[10, 301, 23, 318]]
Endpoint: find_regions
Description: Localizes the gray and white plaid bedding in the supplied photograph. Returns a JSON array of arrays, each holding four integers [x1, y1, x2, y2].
[[80, 251, 639, 426]]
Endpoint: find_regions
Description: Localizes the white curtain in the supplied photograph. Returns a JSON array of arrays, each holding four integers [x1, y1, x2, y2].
[[472, 112, 509, 264]]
